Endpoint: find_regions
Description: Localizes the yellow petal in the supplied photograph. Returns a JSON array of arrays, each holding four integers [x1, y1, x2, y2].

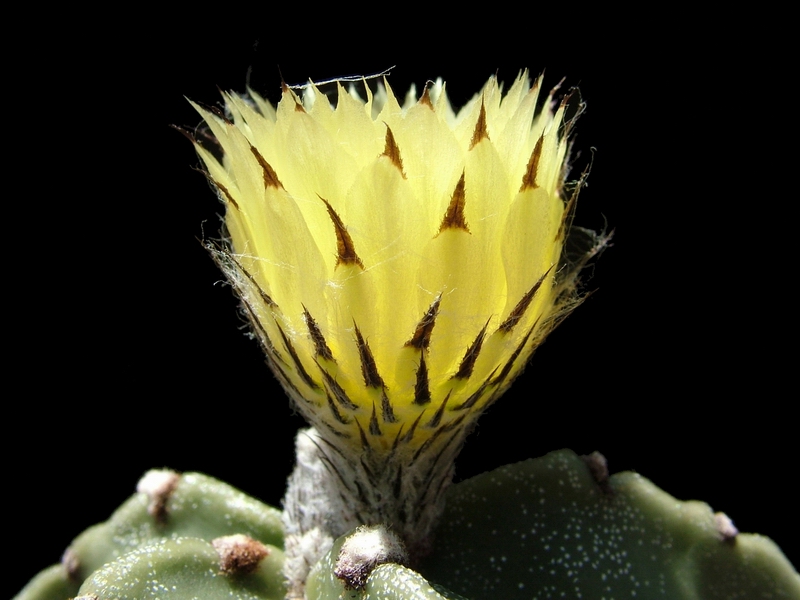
[[192, 73, 587, 456]]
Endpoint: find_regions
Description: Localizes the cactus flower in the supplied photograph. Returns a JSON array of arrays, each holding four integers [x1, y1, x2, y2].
[[193, 73, 579, 453], [191, 72, 591, 591]]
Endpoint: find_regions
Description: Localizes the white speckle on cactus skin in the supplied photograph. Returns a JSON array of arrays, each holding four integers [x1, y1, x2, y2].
[[422, 450, 676, 598], [421, 449, 800, 599], [76, 537, 285, 600]]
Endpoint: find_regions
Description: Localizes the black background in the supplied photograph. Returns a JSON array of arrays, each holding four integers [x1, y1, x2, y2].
[[9, 19, 796, 597]]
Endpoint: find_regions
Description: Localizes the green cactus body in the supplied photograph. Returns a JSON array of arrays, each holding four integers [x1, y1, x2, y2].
[[14, 565, 80, 600], [422, 449, 800, 599], [65, 470, 283, 582], [15, 470, 285, 600], [16, 453, 800, 600], [78, 537, 285, 600]]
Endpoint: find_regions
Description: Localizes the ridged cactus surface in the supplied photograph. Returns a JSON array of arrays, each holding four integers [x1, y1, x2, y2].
[[15, 469, 285, 600], [64, 470, 283, 581], [16, 452, 799, 600], [78, 537, 284, 600], [422, 449, 800, 599]]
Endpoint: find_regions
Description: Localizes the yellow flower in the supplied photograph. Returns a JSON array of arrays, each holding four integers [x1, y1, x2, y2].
[[192, 72, 581, 458]]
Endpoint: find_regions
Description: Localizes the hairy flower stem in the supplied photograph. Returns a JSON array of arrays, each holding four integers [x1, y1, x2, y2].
[[282, 426, 466, 598]]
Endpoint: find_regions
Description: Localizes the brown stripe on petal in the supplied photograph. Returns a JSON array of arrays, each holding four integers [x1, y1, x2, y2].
[[369, 403, 382, 436], [354, 321, 385, 388], [492, 322, 536, 388], [438, 172, 470, 234], [315, 434, 349, 462], [419, 84, 434, 108], [391, 424, 405, 453], [311, 439, 350, 487], [318, 367, 360, 411], [413, 352, 431, 405], [211, 178, 240, 211], [230, 256, 276, 308], [454, 367, 498, 411], [239, 298, 284, 365], [194, 166, 239, 209], [405, 295, 441, 349], [360, 456, 378, 488], [560, 88, 583, 137], [281, 83, 306, 113], [425, 390, 451, 429], [520, 134, 544, 191], [417, 428, 465, 506], [421, 424, 463, 482], [498, 266, 553, 334], [249, 145, 285, 189], [320, 197, 364, 269], [557, 164, 589, 241], [326, 391, 351, 424], [402, 411, 426, 444], [195, 100, 231, 123], [411, 422, 447, 464], [469, 100, 489, 150], [381, 126, 406, 177], [442, 412, 468, 432], [410, 434, 437, 465], [452, 319, 491, 380], [355, 418, 371, 450], [275, 322, 319, 390], [303, 305, 334, 361], [317, 421, 350, 442], [267, 354, 302, 399], [171, 123, 197, 144], [426, 456, 457, 507], [380, 389, 397, 423]]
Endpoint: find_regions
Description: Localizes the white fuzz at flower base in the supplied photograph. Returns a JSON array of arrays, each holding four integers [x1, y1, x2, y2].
[[190, 71, 597, 598]]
